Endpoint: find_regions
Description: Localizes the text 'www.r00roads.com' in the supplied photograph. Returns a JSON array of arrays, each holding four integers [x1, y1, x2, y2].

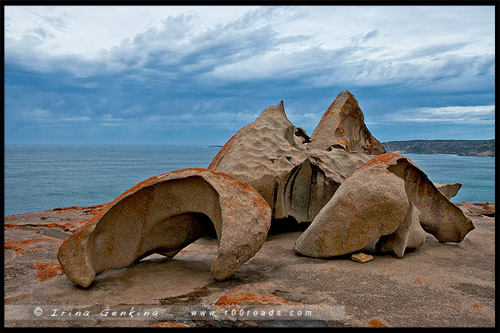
[[190, 305, 345, 321]]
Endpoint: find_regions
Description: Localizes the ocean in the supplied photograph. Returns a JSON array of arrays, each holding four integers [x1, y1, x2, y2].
[[3, 145, 495, 216]]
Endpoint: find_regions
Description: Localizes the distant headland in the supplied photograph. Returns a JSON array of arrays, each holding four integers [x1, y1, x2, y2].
[[382, 139, 495, 157]]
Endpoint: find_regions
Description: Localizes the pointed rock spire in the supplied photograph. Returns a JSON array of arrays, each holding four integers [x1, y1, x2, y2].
[[309, 90, 386, 155]]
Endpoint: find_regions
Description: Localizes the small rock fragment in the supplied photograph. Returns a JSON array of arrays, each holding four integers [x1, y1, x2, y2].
[[351, 253, 373, 263]]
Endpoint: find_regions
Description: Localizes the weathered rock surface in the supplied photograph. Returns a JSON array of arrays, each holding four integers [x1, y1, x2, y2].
[[456, 201, 495, 217], [4, 207, 495, 327], [295, 154, 475, 258], [309, 90, 386, 155], [57, 168, 271, 288], [208, 94, 376, 223], [433, 182, 462, 199]]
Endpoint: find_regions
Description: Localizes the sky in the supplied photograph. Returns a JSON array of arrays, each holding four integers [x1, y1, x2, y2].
[[4, 5, 495, 145]]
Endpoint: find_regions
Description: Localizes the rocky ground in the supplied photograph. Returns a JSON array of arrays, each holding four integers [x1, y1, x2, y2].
[[4, 203, 495, 328]]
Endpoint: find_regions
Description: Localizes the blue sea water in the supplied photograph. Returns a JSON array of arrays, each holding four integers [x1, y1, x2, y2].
[[3, 145, 495, 216], [404, 153, 495, 205], [4, 145, 219, 216]]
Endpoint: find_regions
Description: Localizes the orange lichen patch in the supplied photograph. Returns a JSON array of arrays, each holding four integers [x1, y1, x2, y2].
[[5, 238, 61, 254], [5, 259, 13, 264], [355, 153, 402, 173], [4, 223, 22, 229], [471, 302, 483, 310], [33, 262, 64, 281], [213, 290, 301, 312], [177, 250, 192, 254], [4, 223, 21, 228], [460, 201, 495, 216], [50, 206, 82, 214], [87, 204, 109, 216], [152, 322, 190, 328], [414, 278, 431, 285], [40, 204, 109, 215], [5, 221, 87, 233], [367, 318, 389, 327], [4, 294, 28, 304]]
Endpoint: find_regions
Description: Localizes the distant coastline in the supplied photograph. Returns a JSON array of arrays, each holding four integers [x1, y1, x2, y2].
[[382, 139, 495, 157]]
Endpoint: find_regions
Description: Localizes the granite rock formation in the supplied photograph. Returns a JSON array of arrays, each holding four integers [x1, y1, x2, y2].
[[57, 168, 271, 288], [4, 205, 495, 327], [295, 154, 475, 258], [309, 90, 386, 155], [456, 201, 495, 217], [209, 91, 382, 223]]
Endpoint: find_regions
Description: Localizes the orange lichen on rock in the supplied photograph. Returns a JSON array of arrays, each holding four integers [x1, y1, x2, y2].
[[42, 204, 109, 215], [353, 153, 404, 175], [367, 318, 389, 327], [152, 322, 190, 328], [414, 277, 431, 285], [4, 238, 59, 254], [4, 294, 28, 304], [87, 204, 109, 216], [33, 262, 64, 281], [213, 290, 301, 311], [471, 302, 483, 310], [4, 221, 87, 233]]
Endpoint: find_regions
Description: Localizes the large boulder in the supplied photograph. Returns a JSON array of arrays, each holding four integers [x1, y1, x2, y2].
[[57, 168, 272, 288], [309, 90, 386, 155], [295, 154, 475, 258], [208, 91, 383, 223]]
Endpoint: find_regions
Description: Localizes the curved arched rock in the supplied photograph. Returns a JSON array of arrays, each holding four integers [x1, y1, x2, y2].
[[57, 168, 271, 288], [295, 154, 474, 258]]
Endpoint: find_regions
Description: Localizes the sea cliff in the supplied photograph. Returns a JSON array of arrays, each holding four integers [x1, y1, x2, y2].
[[382, 139, 495, 157]]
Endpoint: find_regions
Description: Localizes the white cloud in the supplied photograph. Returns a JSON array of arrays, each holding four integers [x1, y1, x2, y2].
[[5, 6, 494, 82], [61, 116, 91, 122], [381, 105, 495, 125]]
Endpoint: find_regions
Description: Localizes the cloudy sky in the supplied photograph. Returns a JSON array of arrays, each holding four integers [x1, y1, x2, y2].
[[4, 5, 495, 145]]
